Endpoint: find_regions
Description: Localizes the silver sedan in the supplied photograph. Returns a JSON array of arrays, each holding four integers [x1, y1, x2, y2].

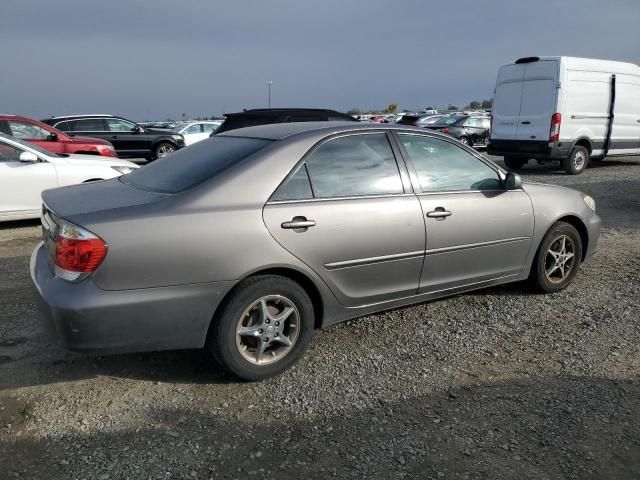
[[31, 123, 601, 380]]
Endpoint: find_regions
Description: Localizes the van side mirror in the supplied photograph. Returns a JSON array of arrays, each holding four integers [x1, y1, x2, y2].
[[19, 151, 39, 163], [504, 172, 522, 190]]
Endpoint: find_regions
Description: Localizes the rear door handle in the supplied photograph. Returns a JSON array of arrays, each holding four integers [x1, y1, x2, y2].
[[281, 217, 316, 230], [426, 208, 452, 219], [521, 121, 531, 125]]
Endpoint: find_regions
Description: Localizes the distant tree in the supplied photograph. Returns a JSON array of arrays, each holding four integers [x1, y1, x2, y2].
[[347, 108, 361, 115], [467, 100, 481, 110], [481, 99, 493, 109], [448, 104, 459, 111], [385, 103, 399, 114], [425, 106, 435, 110], [181, 113, 187, 120]]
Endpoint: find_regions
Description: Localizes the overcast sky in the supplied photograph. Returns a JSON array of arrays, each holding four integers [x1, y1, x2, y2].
[[2, 0, 639, 121]]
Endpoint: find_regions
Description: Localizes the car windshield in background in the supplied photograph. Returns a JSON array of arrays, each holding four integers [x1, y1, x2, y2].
[[0, 132, 59, 157], [120, 136, 272, 194], [434, 116, 462, 126]]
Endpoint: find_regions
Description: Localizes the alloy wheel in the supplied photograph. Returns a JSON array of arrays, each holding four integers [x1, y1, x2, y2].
[[235, 295, 300, 365], [157, 145, 175, 157], [544, 235, 576, 284]]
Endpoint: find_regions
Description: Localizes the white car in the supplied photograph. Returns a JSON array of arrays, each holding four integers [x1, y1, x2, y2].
[[0, 133, 139, 222], [173, 121, 223, 146]]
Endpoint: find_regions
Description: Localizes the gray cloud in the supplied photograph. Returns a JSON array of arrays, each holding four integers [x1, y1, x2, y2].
[[2, 0, 639, 120]]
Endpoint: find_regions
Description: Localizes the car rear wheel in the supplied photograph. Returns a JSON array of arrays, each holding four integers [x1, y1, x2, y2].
[[209, 275, 314, 381], [504, 156, 526, 171], [154, 142, 175, 160], [459, 136, 470, 146], [529, 222, 582, 293], [562, 145, 589, 175]]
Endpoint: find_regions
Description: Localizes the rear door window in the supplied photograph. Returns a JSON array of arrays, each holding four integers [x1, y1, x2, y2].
[[74, 119, 106, 131]]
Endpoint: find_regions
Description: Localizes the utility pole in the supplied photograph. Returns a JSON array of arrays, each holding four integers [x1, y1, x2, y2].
[[267, 80, 273, 108]]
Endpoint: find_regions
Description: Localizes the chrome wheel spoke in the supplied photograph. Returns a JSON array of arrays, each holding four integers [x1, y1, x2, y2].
[[254, 338, 267, 363], [273, 306, 294, 323], [274, 334, 292, 347], [259, 299, 271, 323], [546, 263, 559, 277], [239, 325, 261, 337]]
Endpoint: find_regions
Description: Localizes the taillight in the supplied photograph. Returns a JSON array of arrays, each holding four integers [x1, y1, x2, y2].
[[549, 113, 561, 142], [442, 127, 449, 134], [54, 222, 107, 281]]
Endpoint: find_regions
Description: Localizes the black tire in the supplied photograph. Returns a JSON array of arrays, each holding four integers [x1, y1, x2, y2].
[[504, 156, 526, 171], [153, 142, 176, 160], [459, 136, 471, 146], [529, 222, 582, 293], [562, 145, 589, 175], [208, 275, 314, 381]]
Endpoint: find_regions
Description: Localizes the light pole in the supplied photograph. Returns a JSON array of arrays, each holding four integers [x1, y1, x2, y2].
[[267, 80, 273, 108]]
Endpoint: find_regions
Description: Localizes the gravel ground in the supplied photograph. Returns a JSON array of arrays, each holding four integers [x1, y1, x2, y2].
[[1, 156, 639, 479]]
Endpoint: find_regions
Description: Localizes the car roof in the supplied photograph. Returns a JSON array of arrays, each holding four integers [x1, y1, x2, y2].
[[49, 114, 114, 119], [224, 108, 350, 117], [218, 121, 454, 141]]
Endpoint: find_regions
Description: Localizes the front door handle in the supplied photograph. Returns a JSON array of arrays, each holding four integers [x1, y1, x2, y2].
[[521, 121, 531, 125], [426, 207, 452, 219], [281, 216, 316, 230], [111, 136, 118, 139]]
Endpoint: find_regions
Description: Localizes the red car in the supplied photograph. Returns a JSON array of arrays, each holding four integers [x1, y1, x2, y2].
[[0, 115, 117, 157]]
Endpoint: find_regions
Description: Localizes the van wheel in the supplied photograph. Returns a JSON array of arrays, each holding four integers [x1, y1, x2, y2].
[[504, 156, 526, 171], [563, 146, 589, 175], [208, 275, 314, 381]]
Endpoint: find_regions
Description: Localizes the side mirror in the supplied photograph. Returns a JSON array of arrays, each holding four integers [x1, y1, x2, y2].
[[504, 171, 522, 190], [19, 151, 39, 163], [132, 126, 143, 133], [47, 133, 59, 141]]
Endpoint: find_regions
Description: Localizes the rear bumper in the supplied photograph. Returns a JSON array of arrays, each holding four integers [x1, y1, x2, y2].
[[30, 243, 234, 354], [488, 140, 570, 160]]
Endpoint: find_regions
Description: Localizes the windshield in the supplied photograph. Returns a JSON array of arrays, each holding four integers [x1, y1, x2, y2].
[[434, 116, 462, 126], [120, 136, 272, 194], [0, 132, 59, 157]]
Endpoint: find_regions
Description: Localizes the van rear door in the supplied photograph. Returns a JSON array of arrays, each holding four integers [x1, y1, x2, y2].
[[514, 60, 559, 142], [491, 64, 525, 140], [611, 73, 640, 154]]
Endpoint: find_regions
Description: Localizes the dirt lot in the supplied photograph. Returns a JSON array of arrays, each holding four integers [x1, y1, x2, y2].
[[1, 156, 639, 479]]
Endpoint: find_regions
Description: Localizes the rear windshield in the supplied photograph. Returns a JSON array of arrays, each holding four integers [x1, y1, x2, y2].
[[120, 136, 272, 194], [434, 116, 462, 126], [397, 115, 421, 125], [215, 114, 289, 134]]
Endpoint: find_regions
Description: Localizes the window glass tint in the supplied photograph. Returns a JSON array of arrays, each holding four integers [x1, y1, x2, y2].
[[202, 123, 218, 133], [8, 121, 51, 140], [185, 124, 202, 134], [291, 114, 325, 122], [327, 115, 354, 121], [273, 165, 313, 201], [75, 119, 105, 131], [398, 134, 501, 192], [0, 141, 23, 162], [217, 115, 289, 133], [107, 119, 136, 132], [55, 121, 74, 132], [121, 136, 272, 194], [305, 134, 403, 198], [465, 117, 483, 127]]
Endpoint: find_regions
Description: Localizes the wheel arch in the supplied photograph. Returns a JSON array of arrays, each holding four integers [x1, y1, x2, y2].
[[570, 137, 593, 155], [554, 215, 589, 261], [207, 266, 325, 341]]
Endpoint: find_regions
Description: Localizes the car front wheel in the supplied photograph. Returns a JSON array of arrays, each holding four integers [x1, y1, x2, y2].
[[530, 222, 582, 293], [209, 275, 314, 381], [459, 136, 470, 146]]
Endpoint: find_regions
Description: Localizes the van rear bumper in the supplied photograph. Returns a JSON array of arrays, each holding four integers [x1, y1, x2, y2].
[[488, 140, 570, 159]]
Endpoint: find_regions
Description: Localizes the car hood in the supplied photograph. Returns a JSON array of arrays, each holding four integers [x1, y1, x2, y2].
[[69, 135, 112, 145], [60, 154, 139, 168]]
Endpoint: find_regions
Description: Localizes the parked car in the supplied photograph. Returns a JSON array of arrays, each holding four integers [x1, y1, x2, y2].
[[31, 123, 600, 381], [489, 56, 640, 174], [396, 114, 443, 127], [0, 133, 137, 222], [426, 115, 491, 147], [41, 114, 185, 160], [173, 121, 223, 146], [213, 108, 357, 134], [0, 115, 117, 157]]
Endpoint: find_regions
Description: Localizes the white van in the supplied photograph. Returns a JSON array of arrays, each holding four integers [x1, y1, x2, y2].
[[488, 56, 640, 174]]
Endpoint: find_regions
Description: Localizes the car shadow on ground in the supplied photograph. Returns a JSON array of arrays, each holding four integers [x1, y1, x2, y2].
[[1, 375, 638, 479], [0, 219, 40, 231]]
